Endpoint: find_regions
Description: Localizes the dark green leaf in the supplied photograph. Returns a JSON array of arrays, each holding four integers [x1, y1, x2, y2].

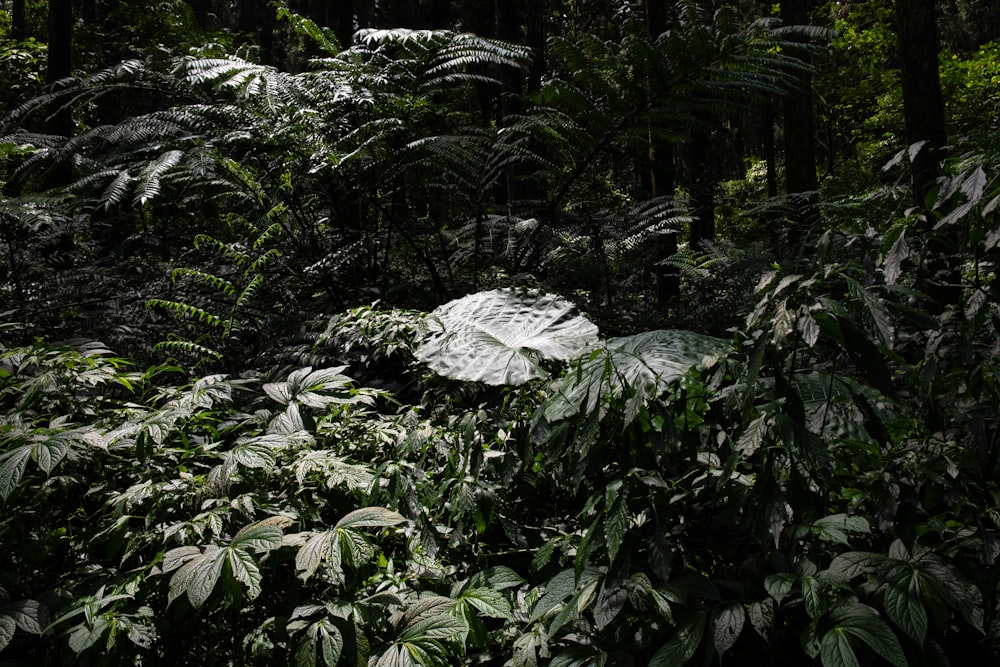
[[819, 628, 861, 667], [460, 588, 512, 619], [765, 573, 797, 604], [0, 446, 32, 500], [749, 599, 774, 637], [3, 599, 48, 634], [713, 603, 745, 655], [649, 613, 706, 667], [829, 603, 907, 667], [0, 615, 15, 652], [335, 507, 408, 529], [884, 565, 926, 645]]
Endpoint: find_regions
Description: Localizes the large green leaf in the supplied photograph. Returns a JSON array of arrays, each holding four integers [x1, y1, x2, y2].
[[824, 603, 907, 667], [0, 614, 14, 652], [713, 603, 745, 655], [543, 329, 730, 423], [649, 613, 707, 667], [0, 446, 32, 501], [335, 507, 408, 530], [414, 289, 600, 385]]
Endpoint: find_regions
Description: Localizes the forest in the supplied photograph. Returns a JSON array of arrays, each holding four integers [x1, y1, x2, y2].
[[2, 0, 1000, 664]]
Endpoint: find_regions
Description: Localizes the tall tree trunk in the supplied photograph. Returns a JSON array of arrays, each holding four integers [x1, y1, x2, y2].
[[46, 0, 73, 186], [895, 0, 947, 206], [526, 0, 546, 93], [687, 127, 716, 249], [79, 0, 97, 24], [47, 0, 73, 132], [780, 0, 817, 194], [238, 0, 274, 64], [325, 0, 355, 48], [12, 0, 26, 40], [762, 102, 778, 198], [645, 0, 679, 306], [497, 0, 521, 122], [780, 0, 818, 249], [47, 0, 73, 86], [895, 0, 957, 308], [187, 0, 209, 29]]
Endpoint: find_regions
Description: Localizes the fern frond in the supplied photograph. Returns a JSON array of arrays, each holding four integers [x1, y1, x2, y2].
[[252, 223, 284, 249], [247, 248, 281, 275], [134, 149, 184, 206], [233, 274, 264, 313], [170, 268, 236, 296], [147, 299, 223, 328], [152, 339, 223, 360], [194, 234, 251, 266]]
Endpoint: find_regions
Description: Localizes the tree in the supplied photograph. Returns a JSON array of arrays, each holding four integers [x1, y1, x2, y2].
[[895, 0, 947, 205], [11, 0, 26, 40], [780, 0, 818, 195]]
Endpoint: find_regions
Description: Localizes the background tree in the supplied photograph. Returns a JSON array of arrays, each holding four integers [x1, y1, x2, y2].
[[895, 0, 947, 205]]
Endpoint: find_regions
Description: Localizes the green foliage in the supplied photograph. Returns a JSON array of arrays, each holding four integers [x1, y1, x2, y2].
[[4, 3, 1000, 665], [414, 288, 600, 385]]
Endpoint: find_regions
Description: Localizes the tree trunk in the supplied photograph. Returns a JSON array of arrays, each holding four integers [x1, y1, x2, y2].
[[645, 0, 679, 305], [780, 0, 818, 196], [47, 0, 73, 135], [763, 102, 778, 198], [895, 0, 947, 206], [187, 0, 209, 29], [12, 0, 26, 40], [325, 0, 354, 48], [526, 0, 546, 93], [780, 0, 818, 251], [687, 127, 715, 249], [895, 1, 957, 308], [47, 0, 73, 85]]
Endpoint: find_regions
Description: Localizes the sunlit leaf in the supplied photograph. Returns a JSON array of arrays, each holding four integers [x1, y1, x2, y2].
[[4, 599, 48, 634], [459, 588, 512, 619], [227, 547, 264, 600], [231, 518, 287, 553], [713, 603, 745, 655], [0, 446, 32, 500], [544, 329, 729, 423], [0, 615, 14, 652], [335, 507, 407, 529], [415, 288, 600, 385]]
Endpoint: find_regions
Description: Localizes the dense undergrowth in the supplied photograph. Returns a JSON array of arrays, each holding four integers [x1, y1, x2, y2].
[[3, 6, 1000, 666], [4, 180, 1000, 664]]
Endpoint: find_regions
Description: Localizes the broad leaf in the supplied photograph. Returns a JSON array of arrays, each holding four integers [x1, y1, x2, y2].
[[3, 599, 48, 634], [828, 603, 907, 667], [713, 603, 745, 655], [401, 614, 467, 641], [459, 588, 512, 619], [764, 573, 797, 604], [296, 530, 340, 582], [335, 507, 408, 530], [231, 517, 288, 553], [884, 564, 926, 645], [819, 628, 861, 667], [0, 446, 32, 500], [810, 514, 870, 546], [749, 599, 775, 637], [415, 288, 600, 385], [227, 547, 264, 600], [187, 548, 227, 609], [649, 613, 706, 667], [0, 614, 14, 652], [543, 329, 730, 423]]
